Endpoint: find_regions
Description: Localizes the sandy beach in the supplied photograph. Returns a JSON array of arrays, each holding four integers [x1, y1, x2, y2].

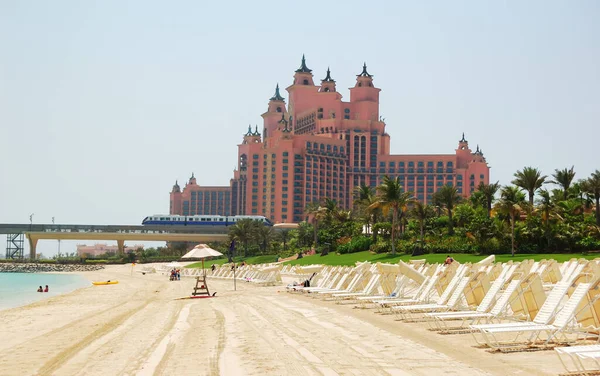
[[0, 265, 565, 375]]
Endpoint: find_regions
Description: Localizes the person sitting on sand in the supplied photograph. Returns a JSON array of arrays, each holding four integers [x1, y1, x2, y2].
[[37, 286, 43, 292], [44, 285, 49, 293]]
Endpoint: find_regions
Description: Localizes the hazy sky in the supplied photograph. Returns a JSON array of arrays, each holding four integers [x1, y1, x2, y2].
[[1, 1, 598, 256]]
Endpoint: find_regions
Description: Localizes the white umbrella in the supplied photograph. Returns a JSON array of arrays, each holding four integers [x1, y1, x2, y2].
[[182, 244, 224, 259], [182, 244, 223, 274]]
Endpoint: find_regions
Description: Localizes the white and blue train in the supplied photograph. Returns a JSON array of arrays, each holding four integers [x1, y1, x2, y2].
[[141, 215, 273, 227]]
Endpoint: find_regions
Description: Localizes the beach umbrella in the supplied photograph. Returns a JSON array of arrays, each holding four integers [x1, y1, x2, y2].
[[182, 244, 223, 274]]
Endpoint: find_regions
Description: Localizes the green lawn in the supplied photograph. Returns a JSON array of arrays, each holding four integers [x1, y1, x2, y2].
[[184, 251, 599, 268], [283, 251, 599, 266], [185, 254, 279, 268]]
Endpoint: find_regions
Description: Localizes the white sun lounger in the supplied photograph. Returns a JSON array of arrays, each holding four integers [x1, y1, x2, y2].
[[472, 282, 592, 350]]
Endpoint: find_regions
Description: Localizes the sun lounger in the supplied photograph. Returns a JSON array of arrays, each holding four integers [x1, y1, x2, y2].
[[472, 282, 593, 350], [393, 276, 471, 321]]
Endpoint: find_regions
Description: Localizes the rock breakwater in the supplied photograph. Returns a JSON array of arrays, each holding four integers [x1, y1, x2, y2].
[[0, 263, 104, 273]]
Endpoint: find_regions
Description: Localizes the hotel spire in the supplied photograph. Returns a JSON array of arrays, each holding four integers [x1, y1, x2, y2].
[[295, 54, 312, 73], [269, 84, 285, 101]]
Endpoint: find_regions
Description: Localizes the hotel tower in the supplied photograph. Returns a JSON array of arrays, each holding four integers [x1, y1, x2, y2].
[[170, 56, 490, 223]]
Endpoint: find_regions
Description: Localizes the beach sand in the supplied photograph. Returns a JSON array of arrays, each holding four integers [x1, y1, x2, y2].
[[0, 265, 566, 375]]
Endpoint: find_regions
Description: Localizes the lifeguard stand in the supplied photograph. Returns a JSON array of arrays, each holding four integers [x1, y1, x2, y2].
[[192, 275, 210, 297]]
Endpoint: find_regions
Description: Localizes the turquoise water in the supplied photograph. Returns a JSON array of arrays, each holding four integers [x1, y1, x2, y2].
[[0, 273, 91, 311]]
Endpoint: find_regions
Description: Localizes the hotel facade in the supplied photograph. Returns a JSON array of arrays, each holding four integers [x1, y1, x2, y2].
[[170, 57, 490, 223]]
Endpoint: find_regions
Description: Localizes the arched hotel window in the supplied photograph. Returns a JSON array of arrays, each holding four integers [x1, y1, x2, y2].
[[303, 79, 309, 85], [276, 107, 282, 112]]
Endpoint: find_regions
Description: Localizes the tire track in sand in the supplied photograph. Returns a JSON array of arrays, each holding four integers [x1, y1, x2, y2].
[[36, 298, 153, 375], [209, 309, 226, 375]]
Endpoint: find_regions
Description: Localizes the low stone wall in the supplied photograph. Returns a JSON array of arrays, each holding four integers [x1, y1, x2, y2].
[[0, 263, 105, 273]]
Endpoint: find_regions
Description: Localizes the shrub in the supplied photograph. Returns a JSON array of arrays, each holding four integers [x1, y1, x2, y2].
[[85, 259, 109, 264], [338, 236, 372, 254], [370, 240, 390, 254]]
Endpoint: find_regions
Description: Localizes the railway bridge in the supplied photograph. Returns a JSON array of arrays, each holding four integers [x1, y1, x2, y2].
[[0, 223, 229, 260]]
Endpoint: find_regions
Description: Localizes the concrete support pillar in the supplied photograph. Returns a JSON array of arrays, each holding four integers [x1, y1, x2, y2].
[[117, 239, 125, 254], [27, 235, 38, 260]]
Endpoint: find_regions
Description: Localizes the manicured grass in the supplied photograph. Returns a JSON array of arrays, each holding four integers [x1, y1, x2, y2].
[[283, 251, 600, 266], [185, 254, 279, 268], [184, 251, 600, 268]]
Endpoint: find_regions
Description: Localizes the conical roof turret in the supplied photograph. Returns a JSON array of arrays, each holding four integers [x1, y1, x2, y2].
[[321, 67, 335, 82], [357, 62, 373, 78], [269, 84, 285, 101], [295, 54, 312, 73]]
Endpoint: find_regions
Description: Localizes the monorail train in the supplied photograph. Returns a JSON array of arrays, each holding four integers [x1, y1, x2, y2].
[[141, 215, 273, 226]]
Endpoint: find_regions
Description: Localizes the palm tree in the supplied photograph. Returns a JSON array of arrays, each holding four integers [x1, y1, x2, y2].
[[477, 181, 501, 218], [278, 229, 291, 251], [255, 225, 274, 253], [305, 202, 326, 248], [512, 167, 547, 206], [551, 166, 576, 201], [353, 184, 380, 238], [369, 175, 414, 255], [432, 185, 461, 235], [411, 202, 434, 251], [321, 198, 339, 224], [228, 219, 257, 257], [296, 221, 313, 247], [582, 170, 600, 226], [537, 189, 556, 249], [495, 185, 526, 256]]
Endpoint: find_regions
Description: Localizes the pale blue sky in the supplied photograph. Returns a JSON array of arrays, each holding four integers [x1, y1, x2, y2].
[[1, 1, 598, 256]]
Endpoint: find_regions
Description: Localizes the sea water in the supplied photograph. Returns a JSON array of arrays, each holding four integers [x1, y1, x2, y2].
[[0, 273, 91, 311]]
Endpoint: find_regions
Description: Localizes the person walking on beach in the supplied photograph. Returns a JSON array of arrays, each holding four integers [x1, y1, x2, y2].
[[37, 286, 43, 292], [44, 285, 49, 292]]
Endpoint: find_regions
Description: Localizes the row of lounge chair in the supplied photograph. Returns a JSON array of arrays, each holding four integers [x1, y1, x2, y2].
[[209, 263, 282, 285], [287, 257, 600, 374]]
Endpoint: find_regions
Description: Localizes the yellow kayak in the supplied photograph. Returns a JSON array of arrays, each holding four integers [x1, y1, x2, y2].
[[92, 281, 119, 285]]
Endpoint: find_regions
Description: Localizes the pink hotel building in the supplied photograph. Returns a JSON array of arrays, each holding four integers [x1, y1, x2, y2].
[[170, 56, 490, 223]]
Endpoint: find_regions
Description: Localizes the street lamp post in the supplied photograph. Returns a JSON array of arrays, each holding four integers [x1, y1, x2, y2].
[[52, 217, 61, 258]]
